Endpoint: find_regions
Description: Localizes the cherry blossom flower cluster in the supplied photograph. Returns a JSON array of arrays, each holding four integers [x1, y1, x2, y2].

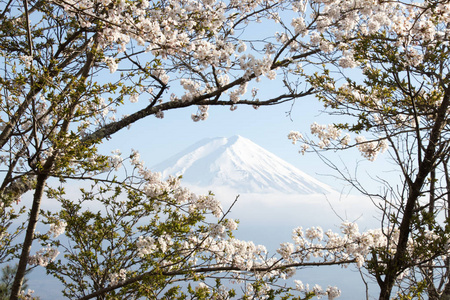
[[54, 0, 276, 75], [289, 125, 336, 150], [289, 122, 387, 160], [229, 83, 249, 104], [44, 0, 303, 128], [239, 55, 277, 81], [243, 281, 274, 299], [189, 194, 223, 218], [28, 245, 60, 267], [19, 55, 33, 68], [196, 236, 270, 272], [354, 136, 389, 161], [180, 79, 203, 102], [191, 105, 209, 122], [287, 131, 303, 144], [339, 50, 359, 69], [258, 0, 450, 81], [310, 123, 343, 148], [294, 280, 341, 300], [103, 57, 118, 74], [224, 218, 238, 231], [109, 149, 123, 171], [286, 222, 394, 270], [143, 213, 415, 285], [109, 269, 127, 286], [157, 234, 174, 253], [47, 221, 67, 238], [18, 289, 36, 300], [136, 224, 270, 274], [345, 0, 446, 64], [136, 236, 157, 258]]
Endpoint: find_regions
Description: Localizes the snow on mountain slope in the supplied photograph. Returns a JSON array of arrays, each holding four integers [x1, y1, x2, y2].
[[152, 135, 334, 194]]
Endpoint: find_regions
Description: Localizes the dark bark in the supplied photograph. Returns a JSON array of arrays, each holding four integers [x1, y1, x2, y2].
[[9, 173, 48, 300]]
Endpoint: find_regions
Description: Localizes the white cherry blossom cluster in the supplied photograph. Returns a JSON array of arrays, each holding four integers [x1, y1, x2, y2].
[[103, 57, 118, 74], [244, 282, 273, 299], [47, 221, 67, 238], [209, 238, 269, 271], [155, 110, 164, 119], [158, 234, 174, 253], [286, 222, 386, 270], [109, 149, 123, 171], [223, 218, 238, 231], [129, 93, 139, 104], [294, 280, 341, 300], [291, 17, 308, 36], [151, 69, 170, 86], [191, 105, 209, 122], [109, 269, 127, 286], [310, 123, 343, 149], [130, 219, 437, 297], [239, 55, 275, 81], [188, 194, 222, 218], [136, 236, 157, 258], [129, 149, 142, 167], [18, 289, 36, 300], [172, 186, 193, 204], [180, 79, 202, 101], [354, 136, 389, 161], [288, 132, 310, 154], [289, 124, 342, 150], [291, 221, 442, 278], [140, 176, 222, 216], [136, 227, 270, 274], [53, 0, 281, 97], [28, 245, 60, 267], [196, 221, 380, 279], [338, 50, 359, 69], [229, 83, 249, 104], [289, 123, 388, 160], [312, 0, 450, 67], [208, 223, 226, 238], [287, 131, 303, 144], [19, 55, 33, 68]]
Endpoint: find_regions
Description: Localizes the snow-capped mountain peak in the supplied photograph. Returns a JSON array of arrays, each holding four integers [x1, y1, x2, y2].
[[152, 135, 334, 194]]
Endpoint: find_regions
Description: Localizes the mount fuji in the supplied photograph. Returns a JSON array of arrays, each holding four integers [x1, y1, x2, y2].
[[152, 136, 334, 194]]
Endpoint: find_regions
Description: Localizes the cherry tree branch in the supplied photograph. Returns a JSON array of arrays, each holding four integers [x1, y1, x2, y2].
[[78, 259, 355, 300]]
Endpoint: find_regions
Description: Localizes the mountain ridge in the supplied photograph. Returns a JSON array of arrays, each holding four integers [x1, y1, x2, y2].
[[152, 135, 334, 194]]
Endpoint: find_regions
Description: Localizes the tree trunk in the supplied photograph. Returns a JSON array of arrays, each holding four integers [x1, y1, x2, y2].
[[9, 173, 48, 300]]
